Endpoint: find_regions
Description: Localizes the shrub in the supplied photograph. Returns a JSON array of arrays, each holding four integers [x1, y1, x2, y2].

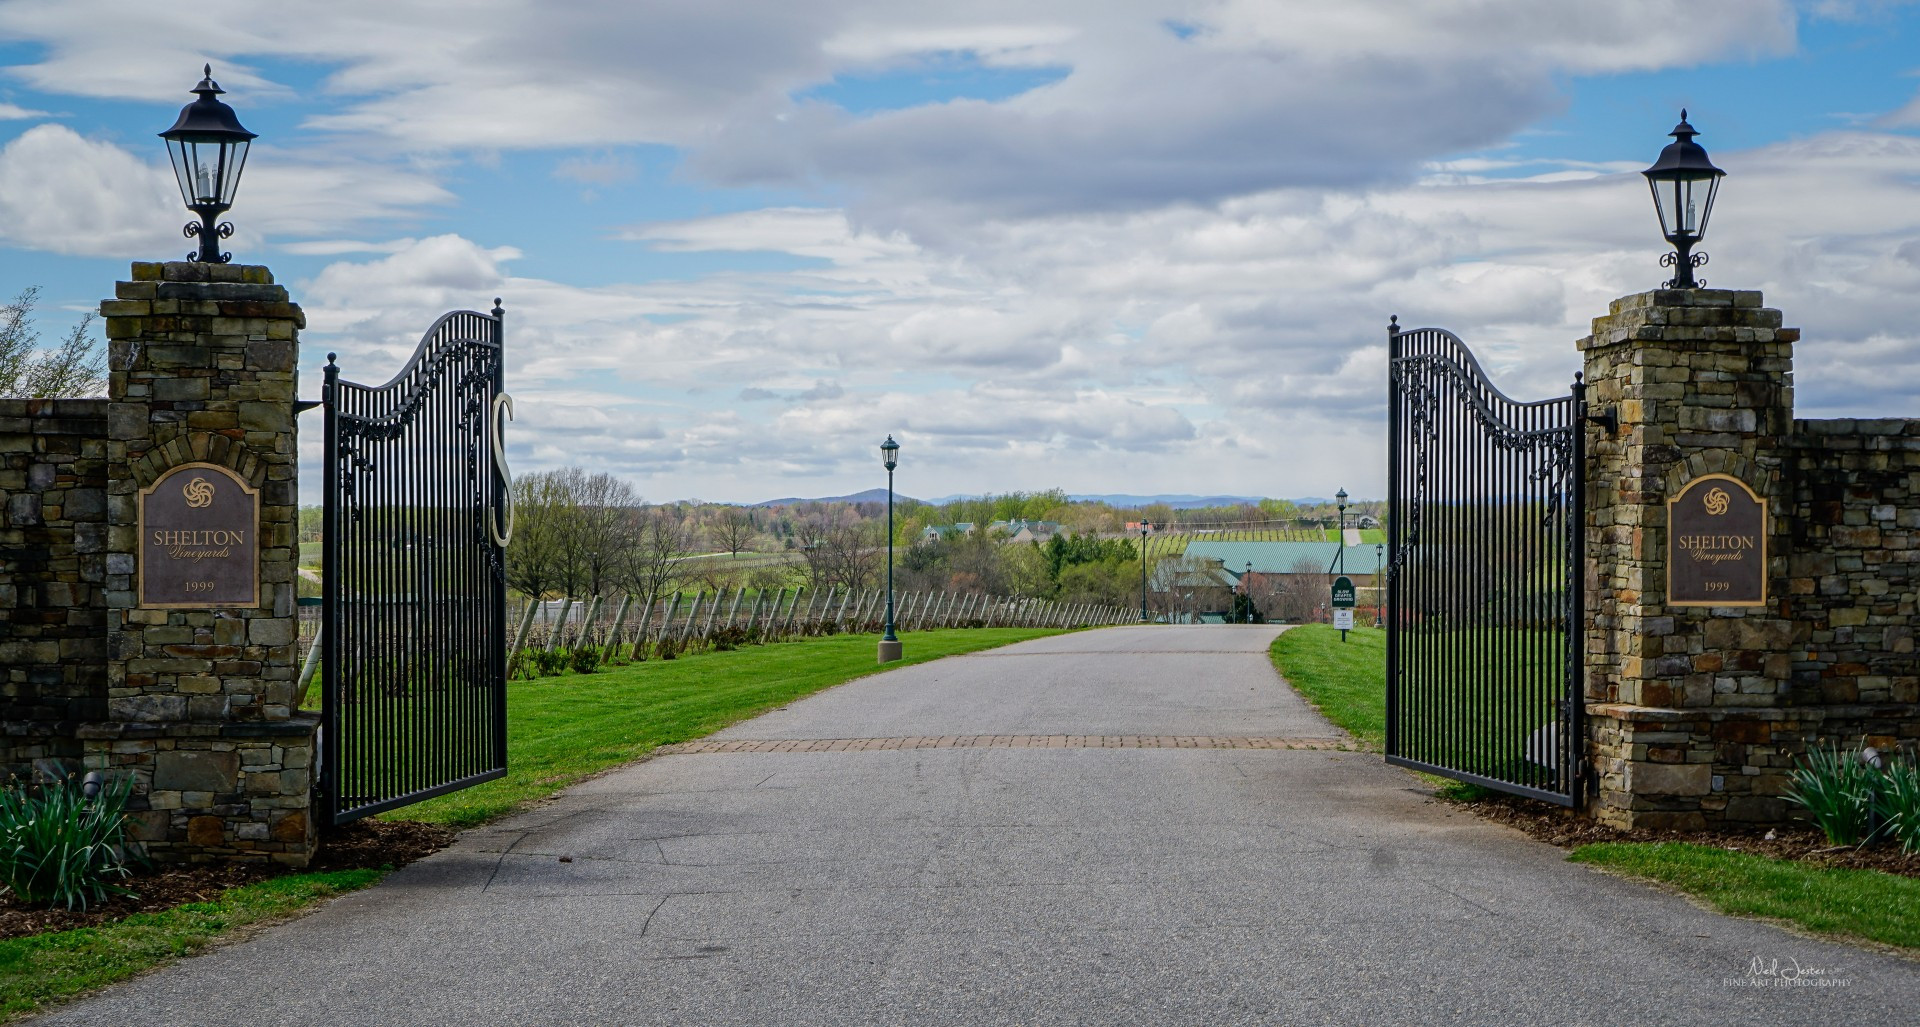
[[1874, 757, 1920, 855], [709, 626, 749, 651], [569, 646, 602, 674], [0, 773, 139, 910], [1784, 742, 1882, 846], [531, 648, 569, 677], [657, 637, 680, 660]]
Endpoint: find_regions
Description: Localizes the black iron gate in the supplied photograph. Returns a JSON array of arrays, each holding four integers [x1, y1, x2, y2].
[[320, 302, 511, 824], [1386, 318, 1585, 805]]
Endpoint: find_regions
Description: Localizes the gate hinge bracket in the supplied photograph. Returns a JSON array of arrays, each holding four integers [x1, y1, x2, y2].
[[294, 400, 322, 413], [1584, 407, 1618, 434]]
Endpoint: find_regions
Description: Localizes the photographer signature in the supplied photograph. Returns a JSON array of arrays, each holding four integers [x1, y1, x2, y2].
[[1746, 956, 1844, 982]]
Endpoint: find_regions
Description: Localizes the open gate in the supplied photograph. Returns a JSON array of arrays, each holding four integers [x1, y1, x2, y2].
[[1386, 318, 1586, 806], [320, 302, 512, 824]]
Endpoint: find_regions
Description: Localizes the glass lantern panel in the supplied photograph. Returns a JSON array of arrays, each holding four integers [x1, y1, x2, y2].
[[164, 138, 195, 209], [189, 141, 219, 204], [1691, 174, 1720, 238], [1679, 177, 1702, 234], [219, 139, 250, 205], [165, 137, 245, 207], [1648, 177, 1678, 238]]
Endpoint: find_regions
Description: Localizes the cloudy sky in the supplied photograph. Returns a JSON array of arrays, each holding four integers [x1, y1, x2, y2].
[[1, 1, 1917, 504]]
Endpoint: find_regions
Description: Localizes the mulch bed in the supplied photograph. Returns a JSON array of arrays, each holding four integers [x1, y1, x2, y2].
[[1450, 790, 1920, 879], [0, 819, 454, 942]]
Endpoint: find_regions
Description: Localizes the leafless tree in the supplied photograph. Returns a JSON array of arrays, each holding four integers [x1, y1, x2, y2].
[[506, 470, 572, 602], [0, 288, 105, 398], [616, 506, 690, 600], [707, 506, 760, 557], [571, 470, 637, 597], [795, 509, 879, 592], [1269, 556, 1330, 623]]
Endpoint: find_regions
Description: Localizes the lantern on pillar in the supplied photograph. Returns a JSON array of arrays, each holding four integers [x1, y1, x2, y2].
[[160, 66, 257, 264], [1642, 110, 1725, 290]]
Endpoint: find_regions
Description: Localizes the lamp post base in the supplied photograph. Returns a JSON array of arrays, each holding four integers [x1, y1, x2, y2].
[[877, 639, 903, 664]]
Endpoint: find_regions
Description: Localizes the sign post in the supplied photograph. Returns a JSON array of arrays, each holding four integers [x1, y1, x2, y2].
[[1331, 575, 1356, 642]]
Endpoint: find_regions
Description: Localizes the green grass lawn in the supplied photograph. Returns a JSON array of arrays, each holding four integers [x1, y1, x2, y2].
[[1572, 843, 1920, 950], [1268, 623, 1386, 748], [1391, 625, 1566, 785], [0, 869, 382, 1022], [1273, 619, 1566, 784], [396, 627, 1062, 827]]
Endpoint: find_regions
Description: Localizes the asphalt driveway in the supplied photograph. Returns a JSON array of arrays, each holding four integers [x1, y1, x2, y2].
[[36, 626, 1918, 1025]]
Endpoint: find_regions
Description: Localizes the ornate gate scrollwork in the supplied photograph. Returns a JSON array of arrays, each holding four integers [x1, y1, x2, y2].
[[1386, 320, 1586, 806], [320, 301, 510, 824]]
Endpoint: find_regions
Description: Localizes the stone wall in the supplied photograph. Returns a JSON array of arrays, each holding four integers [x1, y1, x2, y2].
[[0, 399, 108, 779], [1772, 417, 1920, 769], [1580, 288, 1920, 829]]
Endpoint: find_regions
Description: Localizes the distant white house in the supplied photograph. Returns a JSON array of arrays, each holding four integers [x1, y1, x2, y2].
[[922, 519, 1062, 544], [922, 522, 975, 542]]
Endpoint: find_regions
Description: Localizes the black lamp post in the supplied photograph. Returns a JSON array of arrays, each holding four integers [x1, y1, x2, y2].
[[161, 66, 257, 264], [878, 436, 901, 662], [1139, 525, 1149, 622], [1642, 109, 1725, 290], [1334, 488, 1348, 574], [1241, 560, 1253, 623]]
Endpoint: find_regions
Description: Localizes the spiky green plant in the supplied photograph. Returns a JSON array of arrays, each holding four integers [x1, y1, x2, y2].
[[1872, 756, 1920, 855], [0, 774, 138, 910], [1783, 742, 1881, 846]]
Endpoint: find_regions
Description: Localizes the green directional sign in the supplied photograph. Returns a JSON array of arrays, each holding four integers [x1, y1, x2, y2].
[[1330, 576, 1357, 608]]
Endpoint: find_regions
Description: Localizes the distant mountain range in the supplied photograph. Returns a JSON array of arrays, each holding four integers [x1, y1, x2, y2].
[[751, 488, 913, 507], [749, 490, 1274, 509]]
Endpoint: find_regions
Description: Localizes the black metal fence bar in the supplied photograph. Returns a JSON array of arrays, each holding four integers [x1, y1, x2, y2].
[[1386, 323, 1582, 806], [322, 305, 509, 825]]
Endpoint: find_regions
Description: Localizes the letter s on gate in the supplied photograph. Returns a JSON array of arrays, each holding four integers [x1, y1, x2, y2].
[[487, 392, 516, 548]]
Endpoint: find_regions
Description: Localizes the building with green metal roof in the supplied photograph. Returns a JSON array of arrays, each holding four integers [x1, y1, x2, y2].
[[1180, 540, 1382, 576]]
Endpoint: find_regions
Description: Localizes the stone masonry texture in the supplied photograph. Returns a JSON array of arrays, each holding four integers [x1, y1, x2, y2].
[[81, 261, 315, 864], [0, 399, 108, 779], [1579, 288, 1919, 829]]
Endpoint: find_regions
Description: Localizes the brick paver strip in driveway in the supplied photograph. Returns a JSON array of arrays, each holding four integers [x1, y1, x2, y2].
[[36, 625, 1920, 1026], [658, 735, 1352, 753]]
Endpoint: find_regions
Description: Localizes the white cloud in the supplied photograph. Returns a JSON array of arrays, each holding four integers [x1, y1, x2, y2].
[[0, 124, 452, 260], [3, 2, 1913, 506], [296, 119, 1920, 503], [0, 124, 178, 257], [1, 0, 1801, 219]]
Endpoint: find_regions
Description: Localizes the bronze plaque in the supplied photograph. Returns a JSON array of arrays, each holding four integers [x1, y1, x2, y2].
[[138, 462, 261, 609], [1667, 474, 1767, 607]]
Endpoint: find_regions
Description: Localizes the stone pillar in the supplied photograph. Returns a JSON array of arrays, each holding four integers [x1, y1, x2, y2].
[[1580, 288, 1802, 829], [87, 261, 315, 865]]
